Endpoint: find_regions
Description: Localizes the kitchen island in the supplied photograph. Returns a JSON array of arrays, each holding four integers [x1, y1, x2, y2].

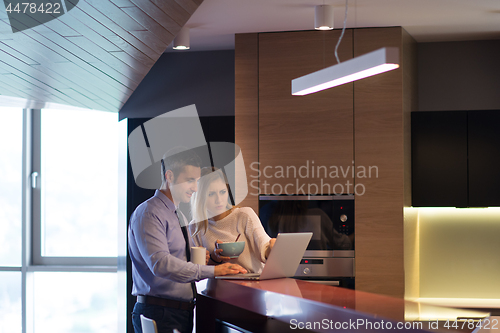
[[196, 278, 491, 333]]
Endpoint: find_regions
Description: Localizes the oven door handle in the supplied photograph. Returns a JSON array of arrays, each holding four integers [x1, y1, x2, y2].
[[302, 280, 340, 286]]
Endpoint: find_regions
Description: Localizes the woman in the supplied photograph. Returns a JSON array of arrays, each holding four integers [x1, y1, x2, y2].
[[189, 167, 275, 273]]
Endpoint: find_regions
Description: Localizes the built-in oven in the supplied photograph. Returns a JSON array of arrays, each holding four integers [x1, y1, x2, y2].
[[259, 195, 355, 288]]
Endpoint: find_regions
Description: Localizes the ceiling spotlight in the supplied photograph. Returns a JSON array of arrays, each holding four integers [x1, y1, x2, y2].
[[315, 5, 334, 30], [173, 27, 190, 50], [293, 0, 399, 95]]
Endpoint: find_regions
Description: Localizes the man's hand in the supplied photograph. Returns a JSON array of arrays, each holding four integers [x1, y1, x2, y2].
[[214, 262, 247, 276]]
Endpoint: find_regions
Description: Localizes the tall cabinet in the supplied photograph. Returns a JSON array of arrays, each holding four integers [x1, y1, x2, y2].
[[235, 27, 417, 298], [259, 30, 354, 192]]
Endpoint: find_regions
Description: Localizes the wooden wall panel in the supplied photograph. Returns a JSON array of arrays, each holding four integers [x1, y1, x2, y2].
[[259, 30, 354, 195], [402, 29, 419, 299], [235, 33, 259, 213], [353, 27, 407, 298], [0, 0, 202, 111], [402, 29, 418, 208]]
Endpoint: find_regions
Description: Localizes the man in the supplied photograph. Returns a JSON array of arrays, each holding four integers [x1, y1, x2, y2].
[[129, 148, 246, 333]]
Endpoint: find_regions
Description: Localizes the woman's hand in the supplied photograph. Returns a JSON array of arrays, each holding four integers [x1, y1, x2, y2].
[[211, 239, 232, 263], [269, 238, 276, 249], [265, 238, 277, 259]]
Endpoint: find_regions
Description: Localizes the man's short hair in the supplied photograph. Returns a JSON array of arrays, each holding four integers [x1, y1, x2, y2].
[[161, 147, 202, 183]]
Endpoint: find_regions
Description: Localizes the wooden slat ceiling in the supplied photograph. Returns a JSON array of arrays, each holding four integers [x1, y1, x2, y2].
[[0, 0, 203, 112]]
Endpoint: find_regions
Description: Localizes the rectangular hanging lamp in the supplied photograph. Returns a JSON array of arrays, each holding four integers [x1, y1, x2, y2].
[[291, 47, 400, 96]]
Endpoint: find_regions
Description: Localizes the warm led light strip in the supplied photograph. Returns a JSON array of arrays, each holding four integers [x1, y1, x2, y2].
[[292, 47, 400, 96]]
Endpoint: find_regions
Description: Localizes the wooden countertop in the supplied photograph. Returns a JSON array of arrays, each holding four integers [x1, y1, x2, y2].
[[196, 278, 491, 333]]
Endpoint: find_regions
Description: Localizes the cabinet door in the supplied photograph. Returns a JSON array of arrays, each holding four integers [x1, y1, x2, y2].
[[258, 31, 354, 195], [411, 111, 468, 207], [468, 110, 500, 207]]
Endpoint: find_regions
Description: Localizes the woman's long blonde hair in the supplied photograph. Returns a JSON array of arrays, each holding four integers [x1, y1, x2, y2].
[[191, 167, 233, 236]]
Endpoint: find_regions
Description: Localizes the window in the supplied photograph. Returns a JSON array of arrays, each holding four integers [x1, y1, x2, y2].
[[0, 108, 23, 267], [0, 272, 22, 333], [33, 109, 120, 264], [33, 272, 118, 332], [0, 107, 127, 333]]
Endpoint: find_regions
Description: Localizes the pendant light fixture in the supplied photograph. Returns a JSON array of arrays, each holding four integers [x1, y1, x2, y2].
[[292, 0, 400, 95], [173, 27, 190, 50], [292, 47, 399, 95]]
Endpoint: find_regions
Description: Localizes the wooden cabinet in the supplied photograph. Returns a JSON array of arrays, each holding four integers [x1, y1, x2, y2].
[[235, 27, 417, 298], [412, 110, 500, 207], [352, 27, 416, 298], [258, 30, 354, 194], [411, 111, 468, 207], [235, 34, 259, 212]]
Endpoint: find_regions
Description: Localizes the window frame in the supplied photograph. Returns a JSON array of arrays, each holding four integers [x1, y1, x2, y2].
[[30, 109, 118, 267]]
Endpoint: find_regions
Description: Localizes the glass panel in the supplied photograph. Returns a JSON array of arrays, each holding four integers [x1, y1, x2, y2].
[[0, 107, 23, 266], [0, 272, 22, 333], [259, 197, 355, 250], [418, 207, 500, 298], [41, 109, 120, 257], [34, 272, 117, 333]]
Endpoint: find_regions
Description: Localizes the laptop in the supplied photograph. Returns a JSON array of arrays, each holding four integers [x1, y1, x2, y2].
[[215, 232, 313, 280]]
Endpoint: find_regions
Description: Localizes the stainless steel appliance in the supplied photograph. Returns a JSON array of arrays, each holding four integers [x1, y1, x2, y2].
[[259, 195, 355, 288]]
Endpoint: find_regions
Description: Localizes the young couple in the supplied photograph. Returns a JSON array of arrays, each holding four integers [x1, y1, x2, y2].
[[190, 166, 276, 272], [128, 148, 275, 333]]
